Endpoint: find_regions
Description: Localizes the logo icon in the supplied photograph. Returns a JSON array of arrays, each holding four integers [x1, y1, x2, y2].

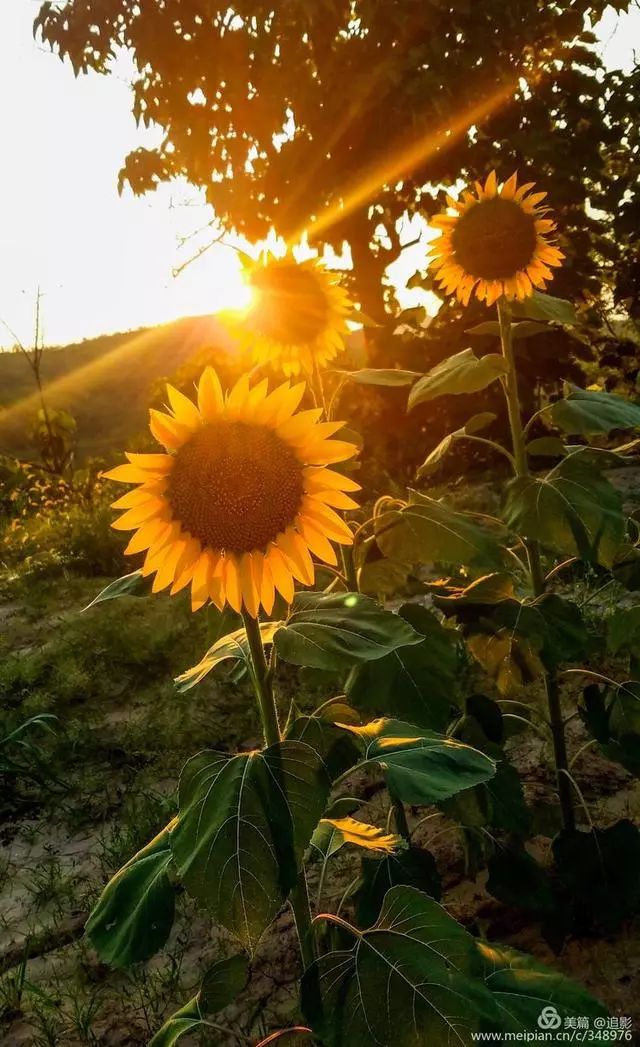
[[538, 1006, 562, 1031]]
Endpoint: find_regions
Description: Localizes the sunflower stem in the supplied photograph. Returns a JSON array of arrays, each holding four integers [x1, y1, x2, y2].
[[341, 544, 359, 592], [241, 609, 318, 970], [496, 297, 575, 834]]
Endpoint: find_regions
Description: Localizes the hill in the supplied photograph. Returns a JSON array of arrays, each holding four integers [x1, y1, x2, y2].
[[0, 314, 235, 461]]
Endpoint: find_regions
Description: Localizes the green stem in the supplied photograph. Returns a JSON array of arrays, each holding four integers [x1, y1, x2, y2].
[[390, 794, 411, 840], [242, 611, 280, 748], [496, 298, 575, 834], [341, 544, 359, 592], [241, 611, 317, 969]]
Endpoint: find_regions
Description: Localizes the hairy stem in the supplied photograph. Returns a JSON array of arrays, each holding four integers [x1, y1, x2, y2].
[[241, 610, 317, 969], [497, 298, 575, 833]]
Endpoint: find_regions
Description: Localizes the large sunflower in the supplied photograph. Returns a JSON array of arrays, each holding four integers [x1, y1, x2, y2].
[[104, 368, 359, 616], [428, 171, 564, 306], [238, 253, 352, 377]]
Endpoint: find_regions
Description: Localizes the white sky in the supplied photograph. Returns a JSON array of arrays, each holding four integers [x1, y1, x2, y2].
[[0, 0, 638, 349]]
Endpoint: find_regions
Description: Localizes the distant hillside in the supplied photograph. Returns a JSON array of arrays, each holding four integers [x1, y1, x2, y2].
[[0, 314, 236, 461]]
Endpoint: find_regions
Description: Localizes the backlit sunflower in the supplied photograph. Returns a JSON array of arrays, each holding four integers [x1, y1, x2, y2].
[[238, 253, 352, 377], [103, 369, 359, 617], [428, 171, 564, 306]]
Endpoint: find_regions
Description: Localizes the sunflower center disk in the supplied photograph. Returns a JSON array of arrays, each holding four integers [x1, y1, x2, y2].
[[167, 421, 304, 554], [451, 198, 538, 280], [250, 263, 330, 344]]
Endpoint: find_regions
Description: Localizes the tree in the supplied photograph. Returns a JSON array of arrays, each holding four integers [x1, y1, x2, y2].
[[36, 0, 638, 354]]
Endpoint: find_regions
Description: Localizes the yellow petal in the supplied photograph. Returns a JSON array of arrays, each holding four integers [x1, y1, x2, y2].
[[484, 170, 498, 197], [239, 552, 260, 618], [197, 366, 224, 421], [297, 518, 338, 566], [124, 520, 171, 555], [259, 555, 276, 615], [309, 489, 359, 510], [266, 545, 295, 604], [303, 439, 358, 466], [125, 453, 174, 474], [112, 499, 167, 531], [278, 527, 315, 585], [111, 487, 163, 511], [191, 551, 213, 612], [225, 374, 251, 418], [302, 500, 353, 544], [149, 409, 192, 451], [166, 384, 202, 430], [304, 467, 361, 494], [223, 555, 243, 613], [103, 463, 155, 484], [276, 408, 324, 442]]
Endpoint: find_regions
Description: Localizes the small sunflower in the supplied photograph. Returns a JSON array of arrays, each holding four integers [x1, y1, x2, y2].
[[238, 253, 352, 377], [428, 171, 564, 306], [103, 368, 359, 617]]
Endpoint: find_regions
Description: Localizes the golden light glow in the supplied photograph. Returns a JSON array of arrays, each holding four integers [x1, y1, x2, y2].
[[104, 367, 360, 617], [428, 171, 563, 305], [230, 253, 352, 377]]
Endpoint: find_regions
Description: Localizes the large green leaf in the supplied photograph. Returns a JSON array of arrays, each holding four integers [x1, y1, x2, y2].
[[286, 701, 361, 780], [171, 742, 330, 951], [443, 761, 530, 836], [478, 940, 607, 1036], [346, 603, 461, 731], [355, 847, 442, 926], [553, 821, 640, 934], [511, 291, 576, 325], [504, 454, 624, 567], [376, 491, 504, 570], [85, 820, 176, 968], [341, 718, 496, 804], [273, 592, 422, 671], [606, 606, 640, 660], [175, 620, 281, 691], [408, 349, 507, 410], [534, 594, 588, 668], [551, 385, 640, 435], [302, 886, 499, 1046], [149, 955, 249, 1046], [486, 849, 556, 915]]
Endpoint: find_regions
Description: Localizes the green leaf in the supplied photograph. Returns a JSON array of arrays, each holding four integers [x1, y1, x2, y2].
[[341, 718, 496, 804], [286, 703, 361, 780], [466, 320, 548, 339], [346, 603, 461, 731], [511, 291, 576, 325], [175, 621, 281, 691], [443, 761, 530, 836], [417, 413, 497, 477], [487, 849, 556, 914], [149, 955, 249, 1046], [477, 940, 607, 1034], [408, 349, 507, 410], [553, 821, 640, 933], [171, 742, 330, 952], [358, 549, 412, 596], [504, 455, 624, 567], [355, 847, 442, 926], [431, 573, 516, 614], [376, 491, 504, 570], [338, 368, 421, 387], [310, 817, 403, 859], [82, 570, 147, 611], [85, 820, 176, 968], [606, 605, 640, 658], [273, 591, 422, 671], [551, 385, 640, 435], [526, 436, 567, 457], [534, 594, 588, 668], [467, 627, 546, 696], [303, 887, 499, 1045]]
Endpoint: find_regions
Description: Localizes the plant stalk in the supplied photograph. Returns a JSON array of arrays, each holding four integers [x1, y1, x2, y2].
[[496, 298, 575, 833], [241, 610, 317, 969]]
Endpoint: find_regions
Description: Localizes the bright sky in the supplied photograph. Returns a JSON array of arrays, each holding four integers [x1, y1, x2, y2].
[[1, 1, 638, 350]]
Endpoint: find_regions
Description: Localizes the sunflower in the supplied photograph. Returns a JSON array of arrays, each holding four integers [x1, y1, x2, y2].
[[428, 171, 564, 306], [237, 253, 352, 377], [103, 368, 359, 617]]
